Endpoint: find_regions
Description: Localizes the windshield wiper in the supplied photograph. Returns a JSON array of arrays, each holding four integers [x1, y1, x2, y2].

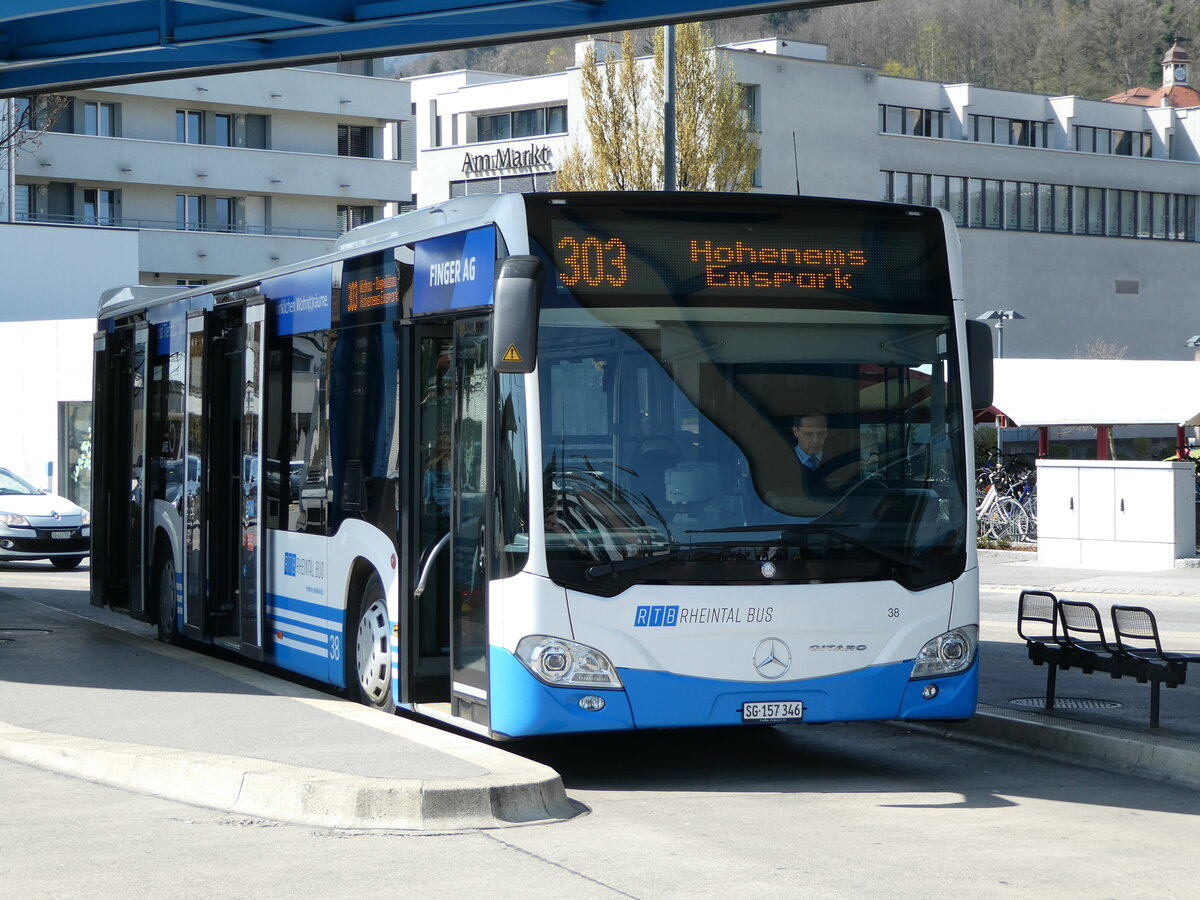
[[685, 523, 927, 572], [585, 547, 695, 580]]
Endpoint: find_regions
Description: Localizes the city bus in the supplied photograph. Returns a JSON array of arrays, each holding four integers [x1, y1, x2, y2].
[[91, 191, 993, 738]]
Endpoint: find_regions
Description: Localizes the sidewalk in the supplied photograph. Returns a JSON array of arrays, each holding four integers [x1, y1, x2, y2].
[[944, 549, 1200, 790], [979, 547, 1200, 597], [0, 587, 576, 831]]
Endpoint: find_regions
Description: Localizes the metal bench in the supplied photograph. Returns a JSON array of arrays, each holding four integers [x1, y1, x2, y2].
[[1017, 590, 1195, 728]]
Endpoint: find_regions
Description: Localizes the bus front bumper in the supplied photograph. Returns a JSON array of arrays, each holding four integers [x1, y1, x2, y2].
[[488, 647, 978, 737]]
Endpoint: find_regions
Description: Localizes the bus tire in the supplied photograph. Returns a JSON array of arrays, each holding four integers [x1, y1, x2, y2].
[[349, 572, 396, 713], [155, 553, 181, 644]]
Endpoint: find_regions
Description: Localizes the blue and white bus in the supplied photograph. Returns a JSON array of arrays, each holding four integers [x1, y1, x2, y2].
[[91, 192, 993, 738]]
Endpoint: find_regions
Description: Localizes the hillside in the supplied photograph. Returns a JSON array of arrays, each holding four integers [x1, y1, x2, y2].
[[390, 0, 1200, 100]]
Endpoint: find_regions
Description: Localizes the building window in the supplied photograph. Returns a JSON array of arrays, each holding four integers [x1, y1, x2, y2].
[[83, 101, 116, 136], [338, 124, 372, 157], [476, 114, 511, 142], [338, 205, 375, 233], [513, 108, 545, 138], [176, 109, 203, 144], [176, 193, 204, 230], [1073, 125, 1152, 157], [881, 169, 1197, 241], [967, 115, 1048, 147], [244, 114, 269, 149], [741, 85, 761, 131], [879, 105, 946, 138], [474, 105, 567, 143], [213, 113, 233, 147], [177, 279, 208, 286], [59, 400, 92, 509], [13, 183, 32, 220], [449, 172, 557, 198], [83, 188, 117, 225], [214, 196, 235, 231]]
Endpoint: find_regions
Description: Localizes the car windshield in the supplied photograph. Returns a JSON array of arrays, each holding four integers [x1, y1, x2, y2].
[[0, 468, 40, 496]]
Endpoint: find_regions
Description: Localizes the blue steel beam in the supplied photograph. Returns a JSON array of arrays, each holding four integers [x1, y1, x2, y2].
[[0, 0, 871, 95]]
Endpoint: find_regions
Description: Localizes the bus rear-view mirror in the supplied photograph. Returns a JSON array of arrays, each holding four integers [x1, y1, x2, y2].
[[492, 255, 542, 374], [965, 319, 994, 412]]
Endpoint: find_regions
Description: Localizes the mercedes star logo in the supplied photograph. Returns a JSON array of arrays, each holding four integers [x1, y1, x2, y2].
[[753, 637, 792, 680]]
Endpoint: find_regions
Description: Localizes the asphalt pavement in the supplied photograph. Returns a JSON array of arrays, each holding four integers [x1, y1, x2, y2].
[[2, 551, 1200, 832]]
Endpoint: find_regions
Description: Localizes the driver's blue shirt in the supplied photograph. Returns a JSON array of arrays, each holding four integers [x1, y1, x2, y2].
[[794, 446, 822, 471]]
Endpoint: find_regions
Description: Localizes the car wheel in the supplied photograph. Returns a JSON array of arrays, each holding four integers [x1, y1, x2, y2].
[[156, 554, 181, 644], [348, 572, 396, 713], [50, 556, 84, 570]]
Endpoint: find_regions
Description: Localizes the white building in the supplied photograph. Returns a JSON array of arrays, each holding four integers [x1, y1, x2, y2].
[[407, 37, 1200, 366], [1, 63, 413, 503]]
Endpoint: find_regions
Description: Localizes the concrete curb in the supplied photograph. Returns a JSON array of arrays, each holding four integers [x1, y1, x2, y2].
[[981, 583, 1200, 598], [906, 703, 1200, 791], [0, 719, 579, 830]]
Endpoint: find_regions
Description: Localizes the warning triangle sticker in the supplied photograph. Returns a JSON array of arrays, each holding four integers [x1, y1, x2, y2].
[[502, 344, 523, 362]]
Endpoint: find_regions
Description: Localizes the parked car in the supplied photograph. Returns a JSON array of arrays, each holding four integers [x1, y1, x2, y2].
[[0, 467, 90, 569]]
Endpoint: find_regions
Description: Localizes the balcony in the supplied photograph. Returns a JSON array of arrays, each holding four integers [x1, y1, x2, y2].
[[18, 133, 411, 203], [95, 68, 407, 120]]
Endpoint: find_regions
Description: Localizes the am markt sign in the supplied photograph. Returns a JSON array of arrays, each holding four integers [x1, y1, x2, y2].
[[462, 143, 554, 175]]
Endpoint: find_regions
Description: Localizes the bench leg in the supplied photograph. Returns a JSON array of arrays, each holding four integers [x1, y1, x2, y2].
[[1150, 681, 1161, 729], [1045, 663, 1058, 711]]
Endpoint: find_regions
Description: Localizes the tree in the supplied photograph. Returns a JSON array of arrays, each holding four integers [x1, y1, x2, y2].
[[1, 94, 69, 156], [554, 23, 758, 192]]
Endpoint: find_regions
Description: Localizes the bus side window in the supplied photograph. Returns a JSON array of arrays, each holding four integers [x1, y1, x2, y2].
[[269, 331, 330, 534]]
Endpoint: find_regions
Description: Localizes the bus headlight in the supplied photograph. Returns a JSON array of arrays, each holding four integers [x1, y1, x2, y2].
[[910, 625, 978, 679], [516, 635, 623, 689]]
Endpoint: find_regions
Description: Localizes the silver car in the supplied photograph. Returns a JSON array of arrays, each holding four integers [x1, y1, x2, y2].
[[0, 467, 90, 569]]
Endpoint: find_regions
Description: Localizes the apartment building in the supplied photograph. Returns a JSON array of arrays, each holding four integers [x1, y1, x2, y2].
[[0, 63, 412, 502]]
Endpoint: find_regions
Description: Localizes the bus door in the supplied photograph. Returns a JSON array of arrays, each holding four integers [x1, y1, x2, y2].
[[404, 318, 491, 727], [182, 303, 265, 658], [90, 325, 148, 618]]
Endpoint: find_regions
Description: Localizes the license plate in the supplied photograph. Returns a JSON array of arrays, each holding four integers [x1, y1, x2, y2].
[[51, 531, 72, 540], [742, 701, 804, 722]]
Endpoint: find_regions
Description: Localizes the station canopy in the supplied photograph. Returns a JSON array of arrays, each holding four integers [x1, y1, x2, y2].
[[990, 358, 1200, 428], [0, 0, 872, 95]]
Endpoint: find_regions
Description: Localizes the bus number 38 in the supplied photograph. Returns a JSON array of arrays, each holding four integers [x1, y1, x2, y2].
[[557, 236, 628, 288]]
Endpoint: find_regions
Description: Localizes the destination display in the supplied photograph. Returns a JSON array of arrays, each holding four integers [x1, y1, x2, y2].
[[543, 203, 950, 307]]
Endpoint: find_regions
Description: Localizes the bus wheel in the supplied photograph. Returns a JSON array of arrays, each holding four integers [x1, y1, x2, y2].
[[350, 573, 396, 713], [156, 554, 181, 644]]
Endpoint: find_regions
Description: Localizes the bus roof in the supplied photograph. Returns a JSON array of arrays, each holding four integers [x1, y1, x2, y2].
[[97, 193, 528, 321]]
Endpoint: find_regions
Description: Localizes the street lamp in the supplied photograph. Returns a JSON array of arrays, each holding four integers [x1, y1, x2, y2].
[[976, 309, 1025, 359], [977, 310, 1024, 454]]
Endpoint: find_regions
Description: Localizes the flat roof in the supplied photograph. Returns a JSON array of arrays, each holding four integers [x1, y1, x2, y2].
[[990, 358, 1200, 427]]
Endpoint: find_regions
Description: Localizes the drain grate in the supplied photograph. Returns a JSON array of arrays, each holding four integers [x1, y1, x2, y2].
[[1010, 697, 1122, 710]]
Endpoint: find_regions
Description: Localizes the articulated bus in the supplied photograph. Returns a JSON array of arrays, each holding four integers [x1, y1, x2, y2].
[[91, 192, 993, 738]]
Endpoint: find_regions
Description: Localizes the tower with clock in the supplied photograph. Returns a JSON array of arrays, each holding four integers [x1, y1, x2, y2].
[[1163, 41, 1191, 87]]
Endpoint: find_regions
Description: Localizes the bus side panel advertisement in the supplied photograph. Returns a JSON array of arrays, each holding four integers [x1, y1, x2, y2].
[[263, 265, 334, 336], [413, 226, 496, 314]]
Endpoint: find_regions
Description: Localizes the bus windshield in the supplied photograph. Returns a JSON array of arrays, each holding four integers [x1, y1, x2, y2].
[[528, 195, 967, 593]]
